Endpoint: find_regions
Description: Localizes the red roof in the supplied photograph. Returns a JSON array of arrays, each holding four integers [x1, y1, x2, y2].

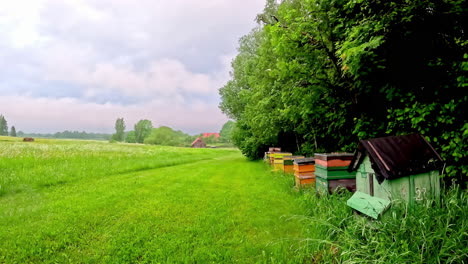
[[202, 133, 220, 138]]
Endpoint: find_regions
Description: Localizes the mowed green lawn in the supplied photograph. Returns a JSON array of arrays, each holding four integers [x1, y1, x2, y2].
[[0, 137, 312, 263]]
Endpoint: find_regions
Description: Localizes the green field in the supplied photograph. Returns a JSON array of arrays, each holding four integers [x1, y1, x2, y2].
[[1, 136, 466, 263], [0, 137, 314, 263]]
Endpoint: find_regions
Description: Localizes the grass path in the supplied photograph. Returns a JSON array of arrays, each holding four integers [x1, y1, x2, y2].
[[0, 149, 311, 263]]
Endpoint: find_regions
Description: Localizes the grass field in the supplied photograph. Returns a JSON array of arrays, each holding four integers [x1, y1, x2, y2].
[[0, 136, 314, 263], [1, 136, 466, 263]]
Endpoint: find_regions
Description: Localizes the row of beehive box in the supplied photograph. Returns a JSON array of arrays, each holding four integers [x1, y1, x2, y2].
[[264, 133, 444, 219], [265, 150, 356, 193]]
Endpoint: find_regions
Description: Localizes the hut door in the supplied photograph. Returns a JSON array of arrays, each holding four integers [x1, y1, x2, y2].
[[368, 173, 374, 196]]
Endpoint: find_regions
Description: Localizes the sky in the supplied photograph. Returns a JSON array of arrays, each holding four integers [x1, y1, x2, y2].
[[0, 0, 265, 134]]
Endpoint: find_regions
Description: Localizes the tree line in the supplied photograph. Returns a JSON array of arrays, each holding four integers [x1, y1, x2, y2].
[[111, 118, 235, 147], [219, 0, 467, 181]]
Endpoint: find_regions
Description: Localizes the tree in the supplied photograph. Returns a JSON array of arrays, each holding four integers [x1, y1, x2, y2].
[[112, 118, 126, 142], [134, 119, 153, 143], [10, 126, 16, 137], [219, 0, 467, 181], [144, 126, 192, 146], [125, 131, 136, 143], [0, 115, 8, 136], [219, 121, 236, 143]]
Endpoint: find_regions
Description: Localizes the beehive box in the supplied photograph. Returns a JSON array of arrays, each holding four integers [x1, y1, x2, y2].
[[314, 164, 355, 179], [293, 158, 315, 174], [314, 153, 356, 194], [295, 175, 315, 189], [283, 156, 305, 173], [316, 176, 356, 194], [314, 153, 353, 167], [271, 152, 292, 171]]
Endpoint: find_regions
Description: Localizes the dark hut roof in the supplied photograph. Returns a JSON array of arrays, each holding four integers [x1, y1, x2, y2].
[[348, 133, 443, 183], [293, 158, 315, 165]]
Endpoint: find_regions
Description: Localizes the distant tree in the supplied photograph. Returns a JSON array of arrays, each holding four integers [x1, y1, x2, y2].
[[112, 118, 126, 142], [144, 126, 192, 146], [125, 131, 136, 143], [0, 115, 8, 136], [134, 119, 153, 143], [203, 134, 219, 144], [10, 126, 16, 137], [220, 121, 235, 143]]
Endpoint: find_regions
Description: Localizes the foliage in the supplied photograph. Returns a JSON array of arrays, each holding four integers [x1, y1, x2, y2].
[[125, 130, 136, 143], [0, 115, 8, 136], [144, 126, 194, 147], [9, 126, 16, 137], [219, 0, 467, 180], [17, 130, 112, 141], [112, 118, 126, 142], [219, 121, 236, 143], [202, 134, 219, 144], [134, 119, 153, 143]]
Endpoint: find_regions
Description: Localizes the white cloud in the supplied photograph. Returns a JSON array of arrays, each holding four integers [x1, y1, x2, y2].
[[0, 0, 265, 133], [0, 95, 227, 134]]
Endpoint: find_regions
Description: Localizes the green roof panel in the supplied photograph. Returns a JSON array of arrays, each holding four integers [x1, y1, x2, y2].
[[347, 192, 390, 219]]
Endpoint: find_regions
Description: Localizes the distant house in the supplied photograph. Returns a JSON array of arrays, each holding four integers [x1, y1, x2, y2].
[[191, 137, 206, 148], [202, 133, 220, 138]]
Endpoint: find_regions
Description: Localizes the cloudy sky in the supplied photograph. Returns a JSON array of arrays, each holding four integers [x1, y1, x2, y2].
[[0, 0, 264, 134]]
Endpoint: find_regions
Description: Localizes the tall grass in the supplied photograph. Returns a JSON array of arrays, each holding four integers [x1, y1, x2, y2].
[[297, 186, 467, 263]]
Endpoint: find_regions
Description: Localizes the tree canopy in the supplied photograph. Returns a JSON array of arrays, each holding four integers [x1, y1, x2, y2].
[[144, 126, 194, 147], [112, 118, 126, 142], [219, 0, 467, 181], [0, 115, 8, 136], [220, 121, 236, 143], [134, 120, 153, 143]]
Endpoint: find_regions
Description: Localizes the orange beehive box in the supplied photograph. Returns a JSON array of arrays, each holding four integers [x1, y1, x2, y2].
[[284, 165, 294, 173], [314, 153, 353, 167], [295, 175, 316, 189], [294, 171, 315, 178], [293, 164, 315, 172], [293, 158, 315, 173], [283, 156, 305, 174]]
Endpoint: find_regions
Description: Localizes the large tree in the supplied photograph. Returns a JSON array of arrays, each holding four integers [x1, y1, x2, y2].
[[112, 118, 126, 142], [219, 121, 236, 143], [134, 120, 153, 143], [220, 0, 467, 181]]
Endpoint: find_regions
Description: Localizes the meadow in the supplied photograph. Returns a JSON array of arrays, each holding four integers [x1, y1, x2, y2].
[[0, 136, 466, 263], [0, 136, 314, 263]]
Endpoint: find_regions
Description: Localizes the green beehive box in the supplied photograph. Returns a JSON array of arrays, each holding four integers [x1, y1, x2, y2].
[[315, 165, 355, 179]]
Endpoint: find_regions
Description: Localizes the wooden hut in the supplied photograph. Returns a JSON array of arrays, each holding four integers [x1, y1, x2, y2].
[[314, 153, 355, 194], [346, 133, 443, 219], [191, 137, 206, 148], [293, 158, 315, 189]]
